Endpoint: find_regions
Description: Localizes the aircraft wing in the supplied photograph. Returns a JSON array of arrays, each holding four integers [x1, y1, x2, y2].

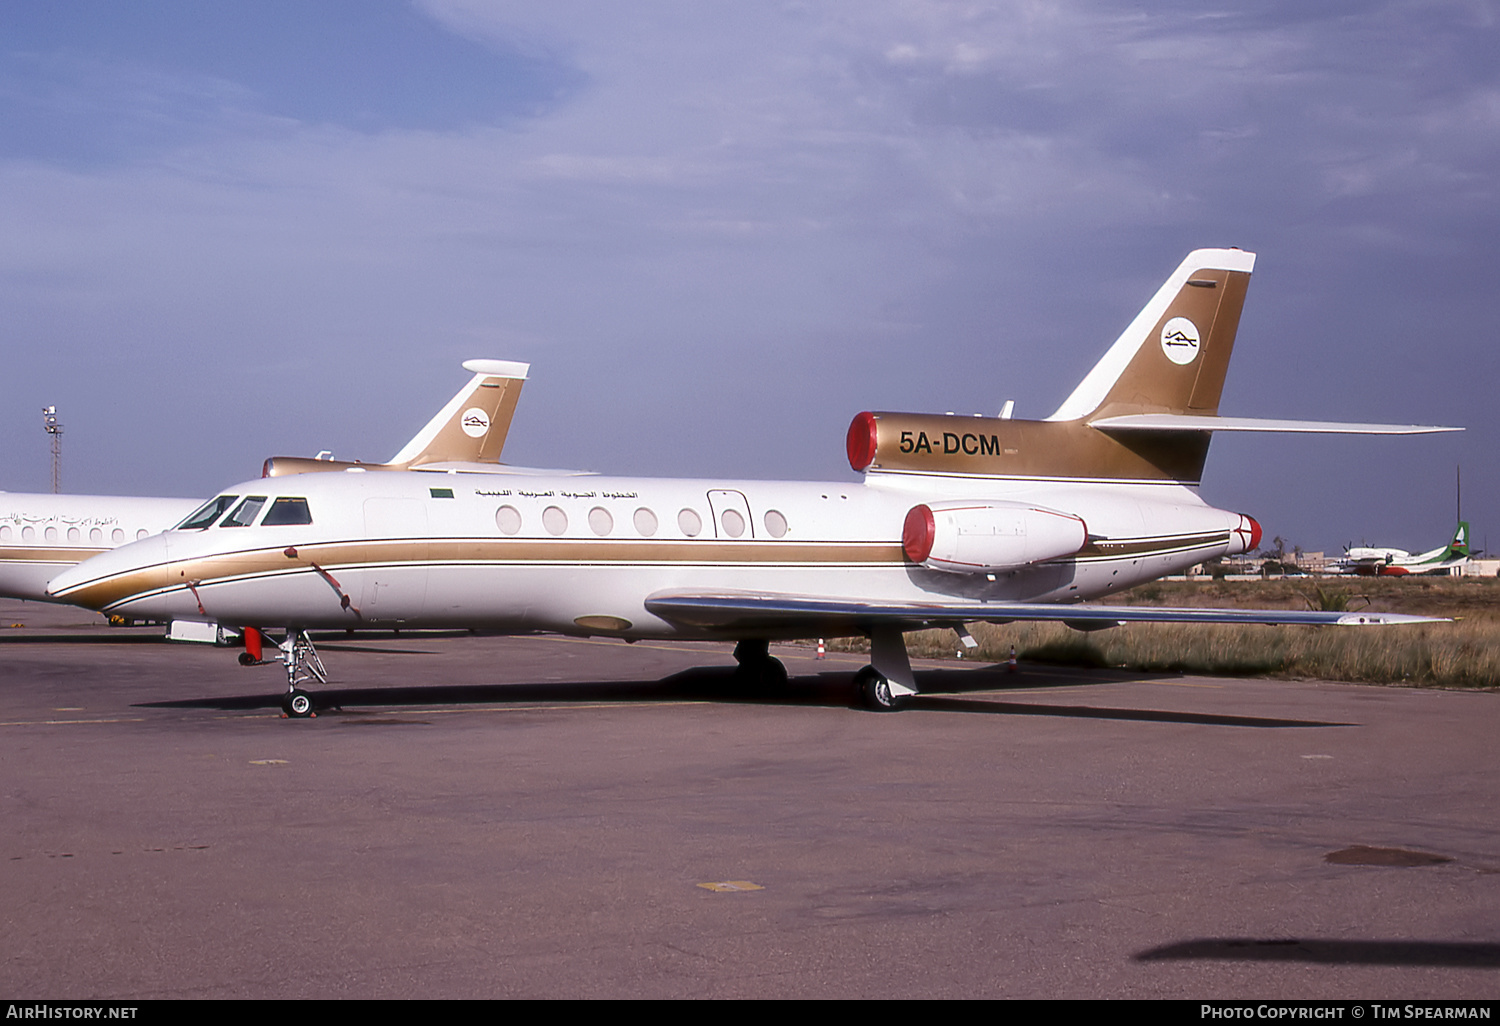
[[1088, 414, 1461, 434], [644, 591, 1444, 634]]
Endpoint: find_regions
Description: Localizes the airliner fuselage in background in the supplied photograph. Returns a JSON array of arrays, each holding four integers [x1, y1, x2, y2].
[[0, 493, 201, 603], [47, 250, 1457, 713], [0, 360, 530, 604]]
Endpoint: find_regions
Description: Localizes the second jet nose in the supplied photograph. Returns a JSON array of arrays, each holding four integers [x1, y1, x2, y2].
[[47, 532, 172, 610]]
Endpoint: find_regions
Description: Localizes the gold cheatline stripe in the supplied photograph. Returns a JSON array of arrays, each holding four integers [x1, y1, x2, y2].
[[64, 532, 1229, 609], [60, 538, 906, 609], [0, 547, 109, 562]]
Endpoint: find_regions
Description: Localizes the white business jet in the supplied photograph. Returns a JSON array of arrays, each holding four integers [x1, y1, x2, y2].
[[47, 250, 1456, 715], [1, 360, 528, 604]]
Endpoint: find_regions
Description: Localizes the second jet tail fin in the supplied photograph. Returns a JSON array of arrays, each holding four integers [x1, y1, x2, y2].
[[263, 359, 530, 478]]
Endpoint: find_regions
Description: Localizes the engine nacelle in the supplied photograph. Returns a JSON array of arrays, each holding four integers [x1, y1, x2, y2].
[[902, 501, 1087, 574], [1225, 512, 1262, 556]]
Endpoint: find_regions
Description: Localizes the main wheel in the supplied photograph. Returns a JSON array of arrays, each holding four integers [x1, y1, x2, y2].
[[284, 689, 315, 718], [855, 666, 901, 712], [731, 655, 789, 692]]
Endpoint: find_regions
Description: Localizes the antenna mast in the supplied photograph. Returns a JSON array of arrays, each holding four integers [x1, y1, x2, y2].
[[42, 405, 62, 494]]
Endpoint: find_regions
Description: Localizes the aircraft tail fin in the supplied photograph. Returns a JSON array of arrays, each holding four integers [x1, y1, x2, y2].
[[1449, 521, 1470, 559], [1048, 248, 1255, 423], [848, 248, 1452, 486], [387, 359, 529, 467], [263, 360, 530, 478]]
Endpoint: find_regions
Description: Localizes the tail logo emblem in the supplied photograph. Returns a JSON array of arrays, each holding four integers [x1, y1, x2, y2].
[[461, 408, 491, 438], [1160, 317, 1201, 365]]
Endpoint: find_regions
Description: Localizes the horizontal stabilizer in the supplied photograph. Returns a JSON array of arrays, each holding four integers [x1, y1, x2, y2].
[[645, 591, 1445, 635], [1089, 414, 1461, 435]]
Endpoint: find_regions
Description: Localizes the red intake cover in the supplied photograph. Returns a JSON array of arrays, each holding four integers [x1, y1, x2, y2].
[[902, 504, 936, 563], [847, 411, 878, 472]]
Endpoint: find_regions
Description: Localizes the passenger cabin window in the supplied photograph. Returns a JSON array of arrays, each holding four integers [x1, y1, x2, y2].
[[262, 497, 313, 526], [222, 496, 267, 528], [178, 495, 240, 530]]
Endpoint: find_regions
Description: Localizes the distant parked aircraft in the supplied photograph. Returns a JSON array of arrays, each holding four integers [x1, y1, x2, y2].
[[2, 360, 529, 603], [1329, 522, 1471, 576]]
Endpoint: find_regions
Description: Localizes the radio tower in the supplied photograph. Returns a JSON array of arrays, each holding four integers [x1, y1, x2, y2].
[[42, 405, 62, 494]]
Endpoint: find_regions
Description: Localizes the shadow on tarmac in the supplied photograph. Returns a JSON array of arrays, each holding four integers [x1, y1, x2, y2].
[[135, 663, 1351, 728], [1137, 937, 1500, 968]]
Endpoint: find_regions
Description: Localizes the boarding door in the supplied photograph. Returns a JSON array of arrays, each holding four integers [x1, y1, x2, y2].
[[706, 490, 755, 540]]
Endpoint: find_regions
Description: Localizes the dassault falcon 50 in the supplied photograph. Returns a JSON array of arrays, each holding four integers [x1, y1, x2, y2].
[[1, 360, 529, 605], [47, 250, 1457, 715]]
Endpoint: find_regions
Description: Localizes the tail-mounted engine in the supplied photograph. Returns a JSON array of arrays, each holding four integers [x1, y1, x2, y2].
[[1226, 512, 1262, 556], [902, 501, 1087, 574]]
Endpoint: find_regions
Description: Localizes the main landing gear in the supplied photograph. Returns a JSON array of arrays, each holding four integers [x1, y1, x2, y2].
[[853, 627, 919, 712], [854, 666, 901, 711], [731, 632, 919, 711], [732, 639, 789, 691], [239, 628, 327, 718]]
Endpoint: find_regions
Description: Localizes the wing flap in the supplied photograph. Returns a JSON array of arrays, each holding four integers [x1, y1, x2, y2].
[[645, 591, 1444, 633]]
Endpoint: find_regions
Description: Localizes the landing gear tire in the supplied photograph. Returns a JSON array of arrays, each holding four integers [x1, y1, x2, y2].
[[731, 657, 789, 695], [731, 640, 790, 694], [284, 689, 315, 718], [855, 666, 901, 712]]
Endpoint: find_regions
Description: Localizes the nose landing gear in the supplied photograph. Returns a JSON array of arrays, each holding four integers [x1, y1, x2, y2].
[[277, 630, 327, 718], [236, 628, 327, 718]]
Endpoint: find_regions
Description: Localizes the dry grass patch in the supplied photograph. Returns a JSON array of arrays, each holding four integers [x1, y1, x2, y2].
[[826, 577, 1500, 688]]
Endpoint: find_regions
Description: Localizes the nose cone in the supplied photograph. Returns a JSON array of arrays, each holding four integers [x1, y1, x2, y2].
[[47, 533, 171, 611]]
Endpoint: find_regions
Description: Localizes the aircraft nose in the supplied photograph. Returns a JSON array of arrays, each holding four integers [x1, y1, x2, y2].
[[47, 532, 171, 610]]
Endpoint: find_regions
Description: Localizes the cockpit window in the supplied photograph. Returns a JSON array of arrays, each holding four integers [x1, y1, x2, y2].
[[177, 495, 240, 530], [261, 497, 312, 526], [221, 496, 267, 528]]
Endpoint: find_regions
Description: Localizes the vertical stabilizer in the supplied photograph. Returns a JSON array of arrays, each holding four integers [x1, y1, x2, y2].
[[388, 359, 530, 466], [1449, 521, 1470, 559], [1048, 249, 1255, 422]]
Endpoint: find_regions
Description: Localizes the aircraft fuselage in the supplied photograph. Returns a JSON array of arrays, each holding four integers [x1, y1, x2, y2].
[[47, 465, 1248, 640]]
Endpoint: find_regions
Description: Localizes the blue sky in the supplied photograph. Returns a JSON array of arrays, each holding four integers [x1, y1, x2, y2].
[[1, 1, 1495, 554]]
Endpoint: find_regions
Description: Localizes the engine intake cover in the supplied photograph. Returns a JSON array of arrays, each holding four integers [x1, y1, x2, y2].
[[903, 501, 1087, 573]]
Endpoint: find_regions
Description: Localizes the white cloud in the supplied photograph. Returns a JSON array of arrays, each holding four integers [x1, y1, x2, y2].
[[0, 1, 1492, 547]]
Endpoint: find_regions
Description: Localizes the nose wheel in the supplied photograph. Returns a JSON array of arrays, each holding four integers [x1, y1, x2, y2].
[[274, 629, 327, 719], [284, 689, 315, 718]]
